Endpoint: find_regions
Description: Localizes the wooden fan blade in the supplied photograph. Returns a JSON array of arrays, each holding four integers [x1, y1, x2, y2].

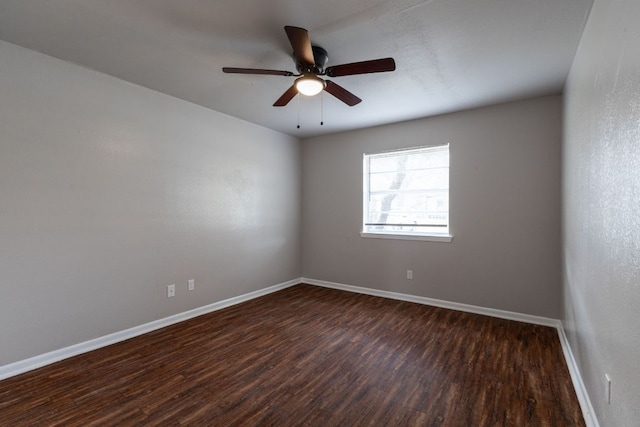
[[273, 85, 299, 107], [324, 81, 361, 106], [325, 58, 396, 77], [284, 26, 315, 67], [223, 67, 294, 76]]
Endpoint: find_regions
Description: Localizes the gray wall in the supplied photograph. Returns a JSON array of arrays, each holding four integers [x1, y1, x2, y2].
[[563, 0, 640, 424], [302, 96, 562, 318], [0, 41, 301, 366]]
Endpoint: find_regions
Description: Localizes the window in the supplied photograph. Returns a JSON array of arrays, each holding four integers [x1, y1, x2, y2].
[[362, 144, 451, 242]]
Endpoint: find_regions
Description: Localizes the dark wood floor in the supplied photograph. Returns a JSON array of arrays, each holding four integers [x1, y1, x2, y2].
[[0, 284, 584, 426]]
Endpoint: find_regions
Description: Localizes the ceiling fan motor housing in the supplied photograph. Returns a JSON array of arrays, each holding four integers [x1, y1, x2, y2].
[[295, 46, 329, 74]]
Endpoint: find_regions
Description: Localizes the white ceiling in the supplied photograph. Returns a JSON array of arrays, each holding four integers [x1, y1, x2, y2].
[[0, 0, 593, 138]]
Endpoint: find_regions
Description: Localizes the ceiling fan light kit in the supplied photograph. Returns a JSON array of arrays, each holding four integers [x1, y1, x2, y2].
[[222, 25, 396, 108], [295, 75, 325, 96]]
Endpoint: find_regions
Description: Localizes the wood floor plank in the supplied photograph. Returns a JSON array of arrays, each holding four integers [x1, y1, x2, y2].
[[0, 284, 585, 426]]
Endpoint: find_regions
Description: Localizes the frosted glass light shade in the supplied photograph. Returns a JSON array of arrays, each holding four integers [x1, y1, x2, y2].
[[295, 76, 324, 96]]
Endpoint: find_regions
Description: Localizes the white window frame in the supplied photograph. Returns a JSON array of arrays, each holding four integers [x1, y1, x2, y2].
[[361, 144, 452, 242]]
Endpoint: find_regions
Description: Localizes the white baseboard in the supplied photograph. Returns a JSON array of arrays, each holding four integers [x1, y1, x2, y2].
[[0, 278, 300, 381], [556, 325, 600, 427], [302, 277, 560, 327], [303, 277, 599, 427]]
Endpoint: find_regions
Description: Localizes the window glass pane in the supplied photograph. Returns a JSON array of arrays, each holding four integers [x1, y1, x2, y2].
[[364, 145, 449, 236]]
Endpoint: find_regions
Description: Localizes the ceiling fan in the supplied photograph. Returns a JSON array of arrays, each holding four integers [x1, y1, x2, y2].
[[222, 26, 396, 107]]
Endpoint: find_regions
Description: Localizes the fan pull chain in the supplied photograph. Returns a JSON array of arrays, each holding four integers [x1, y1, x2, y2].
[[296, 94, 301, 129], [320, 92, 324, 126]]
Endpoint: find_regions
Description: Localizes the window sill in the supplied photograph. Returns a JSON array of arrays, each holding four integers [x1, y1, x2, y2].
[[360, 232, 453, 242]]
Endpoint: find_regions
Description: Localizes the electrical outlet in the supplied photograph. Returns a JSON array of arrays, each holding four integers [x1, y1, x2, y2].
[[605, 374, 612, 404], [188, 279, 195, 291], [407, 270, 413, 280], [167, 284, 176, 298]]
